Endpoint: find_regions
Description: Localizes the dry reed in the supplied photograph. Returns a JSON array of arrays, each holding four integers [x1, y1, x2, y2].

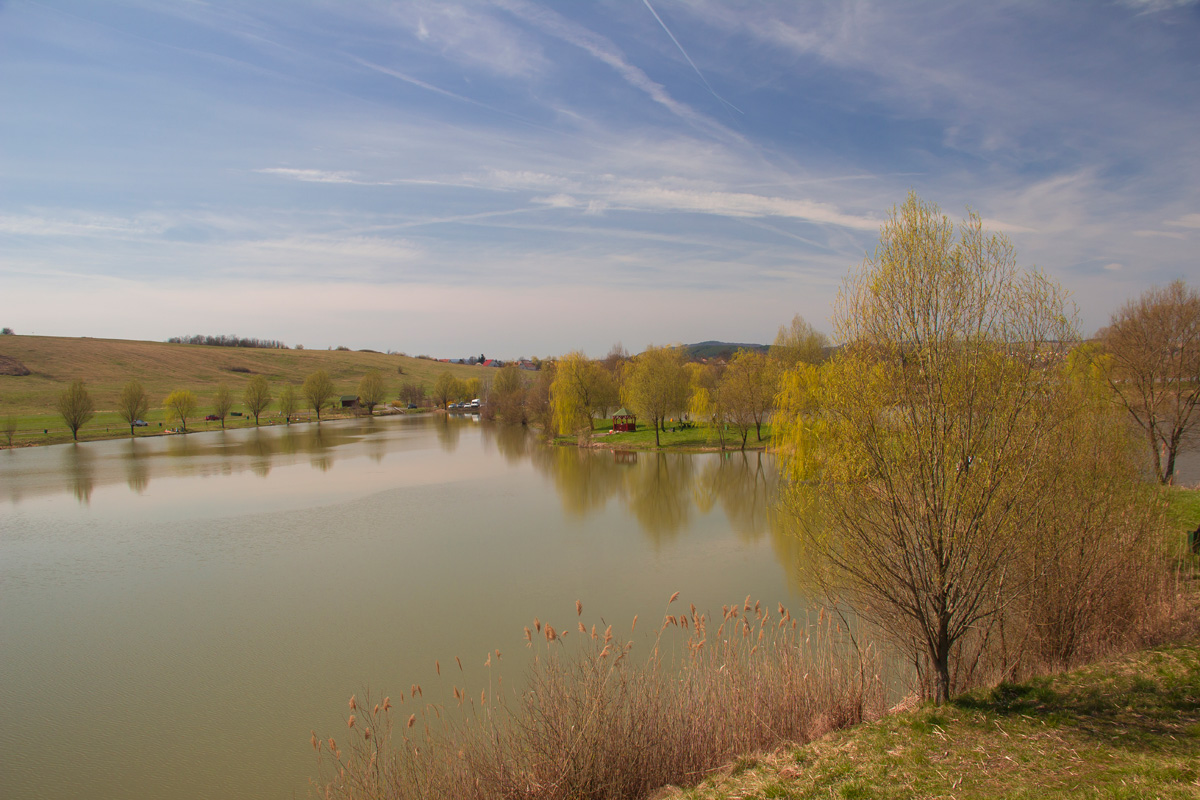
[[312, 596, 884, 800]]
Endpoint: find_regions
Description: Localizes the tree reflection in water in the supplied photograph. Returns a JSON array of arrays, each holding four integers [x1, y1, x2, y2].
[[20, 420, 797, 579], [521, 440, 790, 555], [483, 423, 533, 464], [627, 453, 694, 545], [248, 429, 273, 477], [309, 426, 332, 472], [124, 439, 150, 494], [63, 444, 96, 505], [434, 415, 464, 453], [697, 451, 774, 543], [529, 445, 627, 517]]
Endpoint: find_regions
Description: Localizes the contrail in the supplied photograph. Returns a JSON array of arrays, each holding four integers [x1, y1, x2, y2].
[[641, 0, 743, 114]]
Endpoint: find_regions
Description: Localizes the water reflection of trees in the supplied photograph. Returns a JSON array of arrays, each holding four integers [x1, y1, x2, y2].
[[696, 451, 774, 543], [519, 435, 788, 551], [63, 445, 96, 505], [434, 416, 465, 453], [627, 453, 695, 545], [309, 427, 333, 472], [124, 440, 150, 494], [482, 423, 534, 464], [528, 445, 627, 517], [27, 421, 804, 589], [248, 430, 273, 477]]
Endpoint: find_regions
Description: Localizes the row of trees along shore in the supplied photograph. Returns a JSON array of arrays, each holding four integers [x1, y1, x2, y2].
[[47, 369, 398, 441], [314, 197, 1196, 800], [476, 316, 826, 450]]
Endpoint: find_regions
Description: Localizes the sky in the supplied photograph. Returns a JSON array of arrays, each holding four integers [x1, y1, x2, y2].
[[2, 0, 1198, 358]]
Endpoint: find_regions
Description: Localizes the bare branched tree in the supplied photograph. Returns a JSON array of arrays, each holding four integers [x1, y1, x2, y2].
[[116, 380, 150, 437], [1099, 280, 1200, 484], [243, 376, 273, 425], [57, 381, 95, 442]]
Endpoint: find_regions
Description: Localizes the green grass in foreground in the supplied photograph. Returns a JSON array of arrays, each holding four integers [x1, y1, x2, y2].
[[553, 418, 773, 451], [667, 643, 1200, 800]]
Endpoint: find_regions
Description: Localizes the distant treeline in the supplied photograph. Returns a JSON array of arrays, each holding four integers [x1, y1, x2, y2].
[[167, 334, 288, 349]]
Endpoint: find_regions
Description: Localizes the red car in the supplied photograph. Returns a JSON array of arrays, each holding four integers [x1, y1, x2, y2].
[[205, 414, 220, 421]]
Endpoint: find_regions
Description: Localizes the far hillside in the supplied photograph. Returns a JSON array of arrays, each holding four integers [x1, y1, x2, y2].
[[0, 335, 490, 416], [682, 341, 769, 360]]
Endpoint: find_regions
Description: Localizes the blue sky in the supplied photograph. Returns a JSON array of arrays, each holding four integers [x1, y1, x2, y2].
[[2, 0, 1198, 358]]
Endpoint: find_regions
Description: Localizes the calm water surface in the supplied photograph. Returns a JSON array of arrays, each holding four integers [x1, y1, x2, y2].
[[0, 415, 802, 800]]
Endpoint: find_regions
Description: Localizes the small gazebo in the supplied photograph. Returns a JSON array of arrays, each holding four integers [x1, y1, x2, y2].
[[612, 408, 637, 433]]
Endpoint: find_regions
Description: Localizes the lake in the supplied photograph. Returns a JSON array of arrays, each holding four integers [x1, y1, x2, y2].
[[0, 415, 801, 800]]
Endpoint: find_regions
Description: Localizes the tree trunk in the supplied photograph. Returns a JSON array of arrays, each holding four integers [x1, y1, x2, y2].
[[1149, 427, 1166, 484], [1164, 431, 1181, 485], [932, 618, 952, 704]]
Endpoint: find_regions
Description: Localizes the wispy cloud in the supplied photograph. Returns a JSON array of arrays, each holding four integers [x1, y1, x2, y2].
[[475, 170, 878, 228], [492, 0, 746, 144], [386, 1, 549, 79], [0, 212, 162, 238], [254, 168, 365, 184], [1165, 213, 1200, 228], [641, 0, 742, 114], [2, 1, 1196, 353], [1134, 230, 1188, 239], [1116, 0, 1199, 13]]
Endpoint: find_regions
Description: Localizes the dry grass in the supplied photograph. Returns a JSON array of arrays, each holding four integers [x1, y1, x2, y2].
[[312, 596, 885, 800]]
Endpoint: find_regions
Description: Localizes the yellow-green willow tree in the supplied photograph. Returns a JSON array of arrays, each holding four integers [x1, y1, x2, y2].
[[776, 193, 1079, 703], [115, 380, 150, 437], [770, 313, 827, 368], [277, 385, 298, 424], [163, 389, 198, 432], [623, 345, 689, 447], [57, 380, 95, 441], [720, 348, 779, 445], [551, 351, 613, 440], [243, 375, 272, 426], [302, 370, 336, 421], [211, 384, 234, 429], [357, 369, 386, 415]]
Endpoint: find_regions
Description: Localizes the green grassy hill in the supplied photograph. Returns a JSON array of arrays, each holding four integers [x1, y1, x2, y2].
[[0, 335, 493, 443]]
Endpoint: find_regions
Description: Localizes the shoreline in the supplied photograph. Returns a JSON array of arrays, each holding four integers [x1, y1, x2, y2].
[[0, 407, 428, 450]]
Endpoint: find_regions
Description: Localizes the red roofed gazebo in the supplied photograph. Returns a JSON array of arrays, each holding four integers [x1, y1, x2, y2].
[[612, 408, 636, 433]]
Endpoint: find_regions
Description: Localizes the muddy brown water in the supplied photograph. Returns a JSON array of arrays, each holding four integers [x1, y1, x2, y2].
[[1, 416, 799, 800]]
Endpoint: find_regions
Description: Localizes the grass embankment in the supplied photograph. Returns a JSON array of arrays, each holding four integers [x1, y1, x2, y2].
[[553, 418, 774, 452], [0, 334, 487, 446], [666, 643, 1200, 800], [667, 489, 1200, 800]]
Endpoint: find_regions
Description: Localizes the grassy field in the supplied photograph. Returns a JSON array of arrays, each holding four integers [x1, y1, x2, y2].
[[552, 417, 774, 451], [664, 642, 1200, 800], [0, 334, 491, 446]]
